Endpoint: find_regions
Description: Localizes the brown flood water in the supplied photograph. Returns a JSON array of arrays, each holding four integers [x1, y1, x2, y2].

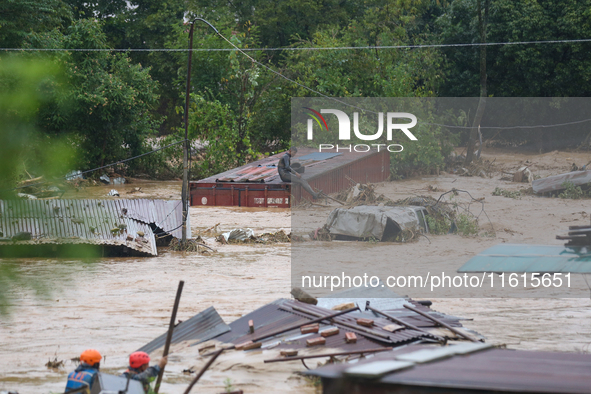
[[2, 150, 591, 393]]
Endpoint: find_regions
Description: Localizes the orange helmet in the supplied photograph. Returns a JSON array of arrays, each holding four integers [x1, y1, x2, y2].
[[129, 351, 150, 369], [80, 349, 102, 365]]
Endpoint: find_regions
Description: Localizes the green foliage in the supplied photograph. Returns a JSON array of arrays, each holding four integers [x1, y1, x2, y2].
[[6, 0, 591, 178], [0, 56, 77, 197], [437, 0, 591, 97], [0, 57, 99, 316], [223, 378, 235, 393], [558, 181, 586, 199], [391, 124, 458, 176], [426, 214, 452, 235], [455, 213, 479, 236], [30, 19, 161, 172], [0, 0, 72, 48], [187, 94, 244, 177], [492, 187, 521, 199]]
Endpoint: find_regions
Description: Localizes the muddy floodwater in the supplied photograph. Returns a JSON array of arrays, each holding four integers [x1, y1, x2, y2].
[[1, 149, 591, 393]]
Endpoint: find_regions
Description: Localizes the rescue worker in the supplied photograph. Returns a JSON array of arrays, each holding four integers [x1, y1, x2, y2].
[[64, 349, 102, 393], [121, 351, 168, 394], [278, 147, 322, 199]]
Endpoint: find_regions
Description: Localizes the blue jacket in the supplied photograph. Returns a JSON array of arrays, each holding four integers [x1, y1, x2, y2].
[[65, 364, 99, 392], [121, 365, 161, 393]]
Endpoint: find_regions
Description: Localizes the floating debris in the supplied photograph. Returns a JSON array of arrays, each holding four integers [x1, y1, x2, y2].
[[169, 238, 216, 253], [532, 169, 591, 194], [45, 357, 64, 369], [492, 187, 521, 199], [215, 229, 291, 244], [99, 174, 111, 184]]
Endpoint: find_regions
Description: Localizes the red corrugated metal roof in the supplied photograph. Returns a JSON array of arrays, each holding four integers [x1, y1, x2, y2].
[[193, 148, 385, 185], [190, 148, 390, 206]]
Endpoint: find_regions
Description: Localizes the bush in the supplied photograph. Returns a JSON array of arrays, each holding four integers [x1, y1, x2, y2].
[[558, 181, 585, 199], [492, 187, 521, 199], [455, 213, 479, 236], [426, 214, 452, 235]]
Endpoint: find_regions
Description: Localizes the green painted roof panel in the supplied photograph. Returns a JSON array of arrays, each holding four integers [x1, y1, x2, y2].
[[458, 243, 591, 273]]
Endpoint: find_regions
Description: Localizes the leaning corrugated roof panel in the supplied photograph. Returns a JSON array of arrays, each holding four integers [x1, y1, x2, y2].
[[137, 306, 231, 354]]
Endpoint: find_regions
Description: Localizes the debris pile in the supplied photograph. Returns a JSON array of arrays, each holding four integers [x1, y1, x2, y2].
[[45, 357, 64, 369], [16, 176, 63, 199], [215, 229, 291, 244], [308, 225, 334, 241], [169, 238, 215, 254], [335, 183, 388, 205], [447, 156, 496, 178]]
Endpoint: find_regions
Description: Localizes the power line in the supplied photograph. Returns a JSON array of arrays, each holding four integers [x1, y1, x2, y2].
[[8, 139, 185, 192], [204, 22, 591, 131], [429, 117, 591, 130], [3, 38, 591, 52]]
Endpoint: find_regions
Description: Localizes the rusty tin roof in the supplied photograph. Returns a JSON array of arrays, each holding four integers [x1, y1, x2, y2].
[[192, 148, 383, 185], [212, 299, 470, 353]]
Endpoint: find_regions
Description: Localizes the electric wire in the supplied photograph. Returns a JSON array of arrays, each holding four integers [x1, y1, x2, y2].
[[202, 20, 591, 131], [7, 139, 185, 192], [3, 37, 591, 52]]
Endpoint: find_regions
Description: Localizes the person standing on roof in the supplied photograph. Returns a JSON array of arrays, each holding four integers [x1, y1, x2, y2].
[[121, 351, 167, 394], [64, 349, 102, 393], [277, 147, 322, 199]]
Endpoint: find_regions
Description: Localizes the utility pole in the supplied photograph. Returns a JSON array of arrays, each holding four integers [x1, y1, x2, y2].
[[181, 23, 196, 246], [182, 18, 219, 246], [465, 0, 489, 166]]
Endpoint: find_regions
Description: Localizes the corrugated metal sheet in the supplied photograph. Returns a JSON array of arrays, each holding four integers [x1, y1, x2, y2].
[[458, 243, 591, 273], [280, 301, 454, 344], [533, 169, 591, 194], [199, 154, 285, 184], [137, 306, 230, 354], [190, 148, 390, 207], [214, 299, 386, 352], [296, 148, 390, 203], [0, 199, 187, 257], [212, 299, 469, 353], [307, 344, 591, 394]]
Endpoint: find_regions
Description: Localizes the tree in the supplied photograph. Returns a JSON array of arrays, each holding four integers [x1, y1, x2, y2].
[[0, 56, 75, 198], [0, 0, 71, 48], [31, 19, 161, 171]]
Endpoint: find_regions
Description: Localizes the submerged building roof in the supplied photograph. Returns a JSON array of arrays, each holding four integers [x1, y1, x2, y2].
[[138, 298, 478, 358], [0, 199, 188, 257], [305, 343, 591, 394], [190, 147, 390, 207]]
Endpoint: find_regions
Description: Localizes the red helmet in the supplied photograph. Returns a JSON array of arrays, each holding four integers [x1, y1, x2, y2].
[[129, 351, 150, 369], [80, 349, 102, 365]]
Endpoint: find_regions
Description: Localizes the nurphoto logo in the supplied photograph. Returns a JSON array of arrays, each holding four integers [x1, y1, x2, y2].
[[304, 107, 417, 152]]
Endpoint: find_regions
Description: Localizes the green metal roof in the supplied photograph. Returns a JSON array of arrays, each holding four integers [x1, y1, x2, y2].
[[458, 243, 591, 273]]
